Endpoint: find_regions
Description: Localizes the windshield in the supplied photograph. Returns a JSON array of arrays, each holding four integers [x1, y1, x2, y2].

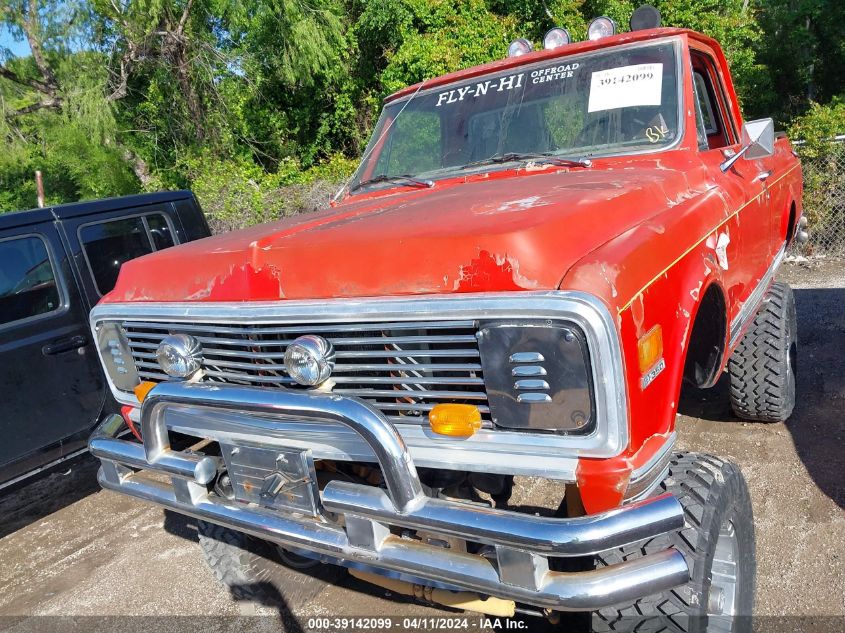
[[350, 40, 681, 190]]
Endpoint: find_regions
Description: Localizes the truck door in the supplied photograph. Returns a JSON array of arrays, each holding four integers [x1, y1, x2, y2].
[[689, 48, 772, 313], [0, 222, 105, 472]]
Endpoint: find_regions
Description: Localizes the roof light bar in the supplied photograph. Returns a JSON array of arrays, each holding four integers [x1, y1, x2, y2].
[[587, 16, 617, 41], [507, 38, 534, 57], [543, 27, 571, 50], [630, 5, 662, 31]]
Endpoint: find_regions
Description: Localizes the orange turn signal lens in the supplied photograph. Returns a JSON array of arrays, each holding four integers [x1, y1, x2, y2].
[[637, 325, 664, 373], [133, 381, 157, 403], [428, 404, 482, 437]]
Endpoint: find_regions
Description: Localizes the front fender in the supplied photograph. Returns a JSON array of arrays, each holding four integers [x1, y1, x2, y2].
[[560, 188, 734, 513]]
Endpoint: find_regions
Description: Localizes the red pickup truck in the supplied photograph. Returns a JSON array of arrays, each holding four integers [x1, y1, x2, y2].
[[88, 14, 803, 631]]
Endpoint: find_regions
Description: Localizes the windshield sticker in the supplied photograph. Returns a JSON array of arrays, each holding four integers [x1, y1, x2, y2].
[[645, 113, 670, 142], [436, 73, 525, 107], [531, 62, 579, 84], [587, 63, 663, 113]]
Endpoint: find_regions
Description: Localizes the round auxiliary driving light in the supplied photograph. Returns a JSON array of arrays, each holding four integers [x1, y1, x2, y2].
[[630, 5, 662, 31], [284, 335, 335, 386], [156, 334, 203, 378], [543, 27, 571, 50], [507, 38, 534, 58], [588, 16, 617, 41]]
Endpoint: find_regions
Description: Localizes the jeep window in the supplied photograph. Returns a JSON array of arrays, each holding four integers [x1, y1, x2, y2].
[[0, 235, 61, 326], [146, 213, 176, 250], [352, 40, 680, 190], [79, 213, 179, 296]]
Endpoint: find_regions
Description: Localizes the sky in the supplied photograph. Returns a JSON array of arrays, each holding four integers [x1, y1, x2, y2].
[[0, 25, 32, 59]]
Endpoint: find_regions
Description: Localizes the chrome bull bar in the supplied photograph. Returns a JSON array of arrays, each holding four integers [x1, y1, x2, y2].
[[89, 382, 690, 611]]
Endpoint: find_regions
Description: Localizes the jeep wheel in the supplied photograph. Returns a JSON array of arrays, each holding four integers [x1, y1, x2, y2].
[[197, 520, 339, 607], [591, 453, 755, 633], [728, 281, 797, 422]]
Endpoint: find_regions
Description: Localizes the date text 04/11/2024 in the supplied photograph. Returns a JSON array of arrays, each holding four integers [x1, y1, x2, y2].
[[305, 617, 529, 630]]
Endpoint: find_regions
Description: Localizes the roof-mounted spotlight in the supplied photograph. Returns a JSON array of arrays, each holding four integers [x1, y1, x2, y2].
[[543, 27, 571, 50], [630, 5, 662, 31], [587, 16, 617, 41], [507, 38, 534, 57]]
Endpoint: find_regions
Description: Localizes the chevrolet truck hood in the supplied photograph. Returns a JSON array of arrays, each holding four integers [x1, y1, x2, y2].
[[104, 166, 697, 303]]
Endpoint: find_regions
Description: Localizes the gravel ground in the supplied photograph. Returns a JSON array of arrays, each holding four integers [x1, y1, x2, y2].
[[0, 260, 842, 631]]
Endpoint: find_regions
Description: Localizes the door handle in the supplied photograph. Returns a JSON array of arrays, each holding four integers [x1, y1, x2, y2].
[[43, 334, 87, 355], [755, 170, 772, 182]]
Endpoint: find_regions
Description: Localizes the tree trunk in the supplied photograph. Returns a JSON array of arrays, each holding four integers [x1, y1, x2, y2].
[[121, 148, 155, 190]]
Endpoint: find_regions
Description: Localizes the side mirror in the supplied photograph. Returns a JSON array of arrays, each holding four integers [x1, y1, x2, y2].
[[720, 118, 775, 172]]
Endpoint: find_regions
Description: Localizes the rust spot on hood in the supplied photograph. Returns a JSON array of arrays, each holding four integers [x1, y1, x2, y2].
[[205, 264, 285, 301], [455, 250, 537, 292]]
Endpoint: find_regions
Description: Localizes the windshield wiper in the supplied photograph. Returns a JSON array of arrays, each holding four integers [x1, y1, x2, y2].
[[464, 152, 592, 170], [350, 173, 434, 193]]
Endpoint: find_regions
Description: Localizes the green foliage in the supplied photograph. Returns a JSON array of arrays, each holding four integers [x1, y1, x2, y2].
[[787, 99, 845, 237], [376, 0, 519, 94], [184, 151, 355, 231], [0, 0, 843, 222], [755, 0, 845, 124], [788, 98, 845, 159], [0, 47, 136, 211]]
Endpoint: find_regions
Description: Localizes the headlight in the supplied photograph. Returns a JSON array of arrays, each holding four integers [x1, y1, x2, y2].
[[96, 322, 140, 392], [284, 335, 335, 386], [156, 334, 203, 378], [477, 321, 594, 433]]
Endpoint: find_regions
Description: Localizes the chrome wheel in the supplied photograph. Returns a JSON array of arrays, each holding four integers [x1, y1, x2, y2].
[[707, 517, 740, 630]]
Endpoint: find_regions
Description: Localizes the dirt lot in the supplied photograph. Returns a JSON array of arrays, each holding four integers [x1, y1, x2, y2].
[[0, 260, 842, 631]]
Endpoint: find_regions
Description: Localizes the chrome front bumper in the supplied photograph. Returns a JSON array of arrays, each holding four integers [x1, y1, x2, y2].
[[89, 382, 689, 611]]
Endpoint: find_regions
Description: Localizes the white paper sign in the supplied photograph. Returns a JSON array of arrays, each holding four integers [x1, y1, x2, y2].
[[588, 63, 663, 113]]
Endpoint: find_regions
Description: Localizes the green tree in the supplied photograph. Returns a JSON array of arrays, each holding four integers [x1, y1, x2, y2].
[[755, 0, 845, 124], [0, 0, 139, 209]]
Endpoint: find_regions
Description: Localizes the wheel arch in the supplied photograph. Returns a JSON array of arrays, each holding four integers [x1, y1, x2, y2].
[[681, 280, 729, 389], [784, 200, 798, 245]]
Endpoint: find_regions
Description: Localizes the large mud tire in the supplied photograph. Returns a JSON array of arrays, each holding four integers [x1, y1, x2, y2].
[[197, 519, 339, 607], [591, 453, 755, 633], [728, 282, 797, 422]]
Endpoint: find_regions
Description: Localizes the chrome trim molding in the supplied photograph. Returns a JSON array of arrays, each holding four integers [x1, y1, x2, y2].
[[91, 291, 629, 469], [625, 432, 677, 504], [729, 244, 786, 348], [89, 394, 690, 611]]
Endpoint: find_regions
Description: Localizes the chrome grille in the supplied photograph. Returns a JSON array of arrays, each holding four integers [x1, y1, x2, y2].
[[122, 320, 490, 425]]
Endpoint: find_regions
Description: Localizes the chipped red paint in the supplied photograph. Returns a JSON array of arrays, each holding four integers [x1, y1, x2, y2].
[[206, 264, 284, 301], [575, 432, 673, 514], [100, 29, 803, 514], [456, 251, 529, 292], [120, 405, 141, 441]]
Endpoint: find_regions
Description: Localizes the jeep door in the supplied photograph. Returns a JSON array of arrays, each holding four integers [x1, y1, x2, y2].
[[0, 220, 105, 480]]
